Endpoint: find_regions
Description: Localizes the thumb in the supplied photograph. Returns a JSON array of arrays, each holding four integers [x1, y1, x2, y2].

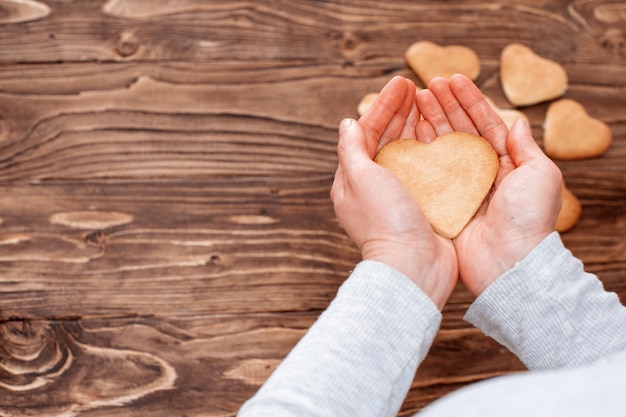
[[331, 118, 369, 203], [337, 118, 371, 169], [507, 118, 545, 168], [506, 117, 563, 204]]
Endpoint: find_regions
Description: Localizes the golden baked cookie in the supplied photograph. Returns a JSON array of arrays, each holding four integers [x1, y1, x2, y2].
[[500, 43, 568, 106], [405, 41, 480, 85], [544, 98, 612, 160], [555, 181, 582, 233], [374, 132, 498, 239]]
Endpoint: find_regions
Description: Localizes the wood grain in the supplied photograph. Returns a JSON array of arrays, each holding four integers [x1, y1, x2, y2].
[[0, 0, 625, 415], [0, 316, 524, 417]]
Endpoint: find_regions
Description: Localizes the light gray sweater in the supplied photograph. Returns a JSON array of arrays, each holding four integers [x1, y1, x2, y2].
[[238, 232, 626, 416]]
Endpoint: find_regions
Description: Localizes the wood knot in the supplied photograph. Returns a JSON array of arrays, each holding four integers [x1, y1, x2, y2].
[[599, 29, 624, 55], [327, 30, 360, 53], [2, 320, 50, 357], [0, 321, 177, 413], [116, 31, 140, 58], [341, 32, 359, 51], [0, 321, 71, 390], [84, 230, 107, 247]]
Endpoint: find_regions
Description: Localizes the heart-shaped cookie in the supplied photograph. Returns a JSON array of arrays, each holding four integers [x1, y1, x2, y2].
[[500, 43, 568, 106], [374, 132, 499, 238], [405, 41, 480, 85], [543, 98, 612, 160], [555, 180, 581, 233]]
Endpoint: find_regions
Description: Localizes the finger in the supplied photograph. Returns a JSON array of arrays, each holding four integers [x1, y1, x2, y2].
[[336, 118, 371, 175], [415, 119, 438, 143], [394, 82, 421, 142], [416, 87, 454, 137], [330, 164, 344, 204], [507, 118, 553, 168], [380, 78, 419, 141], [357, 77, 407, 153], [359, 76, 416, 157], [449, 74, 509, 155], [377, 91, 421, 151], [334, 118, 366, 202], [505, 118, 563, 227], [427, 77, 479, 134]]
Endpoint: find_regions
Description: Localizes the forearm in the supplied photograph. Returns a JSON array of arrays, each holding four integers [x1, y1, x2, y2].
[[238, 260, 442, 417], [466, 231, 626, 369]]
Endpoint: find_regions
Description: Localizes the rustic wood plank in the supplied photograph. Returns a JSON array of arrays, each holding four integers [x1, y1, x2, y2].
[[0, 178, 358, 319], [0, 77, 348, 181], [0, 315, 524, 416], [0, 177, 624, 323], [0, 0, 623, 65], [0, 65, 624, 182]]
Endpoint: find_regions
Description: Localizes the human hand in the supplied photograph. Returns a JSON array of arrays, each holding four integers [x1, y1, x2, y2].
[[330, 76, 458, 310], [416, 74, 562, 296]]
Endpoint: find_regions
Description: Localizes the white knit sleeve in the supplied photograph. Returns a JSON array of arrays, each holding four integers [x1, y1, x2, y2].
[[465, 231, 626, 369], [238, 260, 442, 417]]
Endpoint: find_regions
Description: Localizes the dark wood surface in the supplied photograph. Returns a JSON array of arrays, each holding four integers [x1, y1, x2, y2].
[[0, 1, 624, 415]]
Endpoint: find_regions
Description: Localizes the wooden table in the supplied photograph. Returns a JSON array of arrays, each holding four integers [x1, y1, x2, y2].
[[0, 1, 624, 415]]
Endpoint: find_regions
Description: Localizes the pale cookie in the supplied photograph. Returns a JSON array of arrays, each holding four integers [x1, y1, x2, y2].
[[500, 43, 568, 106], [544, 98, 612, 160], [374, 132, 499, 239], [484, 96, 529, 129], [555, 181, 582, 233], [405, 41, 480, 85], [357, 92, 379, 116]]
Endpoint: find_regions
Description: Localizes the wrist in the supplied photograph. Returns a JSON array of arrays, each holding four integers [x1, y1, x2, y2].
[[464, 231, 551, 296], [362, 240, 457, 310]]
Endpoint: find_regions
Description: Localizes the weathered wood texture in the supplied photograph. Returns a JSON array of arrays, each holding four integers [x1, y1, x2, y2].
[[0, 0, 624, 416]]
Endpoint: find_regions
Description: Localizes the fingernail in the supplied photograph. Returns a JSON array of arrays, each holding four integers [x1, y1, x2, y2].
[[513, 117, 530, 133], [339, 118, 354, 134]]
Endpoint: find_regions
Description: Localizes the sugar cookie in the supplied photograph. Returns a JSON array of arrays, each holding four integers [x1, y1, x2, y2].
[[556, 181, 582, 232], [374, 132, 498, 238], [544, 98, 612, 160], [405, 41, 480, 85], [500, 43, 568, 106]]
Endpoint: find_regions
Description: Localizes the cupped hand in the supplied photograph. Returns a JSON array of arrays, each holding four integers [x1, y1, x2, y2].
[[330, 76, 458, 310], [416, 74, 563, 296]]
